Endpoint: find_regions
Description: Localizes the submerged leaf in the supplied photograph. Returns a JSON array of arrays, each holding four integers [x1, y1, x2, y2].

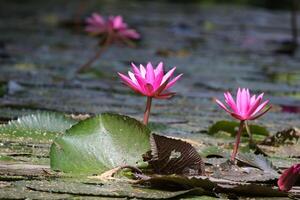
[[0, 111, 77, 141], [260, 128, 300, 146], [143, 134, 204, 176], [236, 153, 279, 176], [50, 113, 150, 174], [137, 174, 287, 197], [25, 180, 200, 199], [258, 128, 300, 158], [137, 174, 216, 191], [212, 159, 278, 183]]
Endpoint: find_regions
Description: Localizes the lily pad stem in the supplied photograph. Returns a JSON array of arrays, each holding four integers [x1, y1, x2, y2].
[[143, 97, 152, 125], [231, 120, 245, 162]]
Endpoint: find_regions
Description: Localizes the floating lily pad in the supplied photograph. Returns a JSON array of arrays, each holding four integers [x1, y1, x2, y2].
[[50, 113, 151, 174], [0, 111, 78, 142], [208, 121, 269, 139]]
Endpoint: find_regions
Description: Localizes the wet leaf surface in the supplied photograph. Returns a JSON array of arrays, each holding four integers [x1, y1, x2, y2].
[[50, 113, 150, 174], [24, 180, 201, 199]]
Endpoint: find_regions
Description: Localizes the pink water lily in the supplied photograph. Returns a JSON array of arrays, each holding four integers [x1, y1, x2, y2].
[[85, 13, 140, 41], [118, 62, 182, 124], [78, 13, 140, 73], [278, 163, 300, 192], [216, 88, 271, 121], [216, 88, 271, 161]]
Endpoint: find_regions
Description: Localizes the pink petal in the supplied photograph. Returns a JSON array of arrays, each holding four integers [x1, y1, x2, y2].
[[131, 62, 140, 75], [236, 88, 242, 113], [231, 113, 246, 121], [154, 62, 164, 77], [240, 88, 248, 115], [155, 92, 176, 99], [134, 74, 148, 94], [153, 62, 164, 90], [161, 67, 176, 85], [250, 100, 270, 117], [146, 62, 155, 84], [216, 99, 231, 114], [224, 92, 238, 112], [92, 13, 105, 24], [250, 95, 256, 105], [165, 74, 183, 90], [118, 72, 140, 92], [112, 15, 124, 29], [246, 95, 263, 117], [249, 105, 271, 120], [128, 71, 138, 85], [278, 164, 300, 192], [154, 77, 169, 95], [145, 83, 154, 96], [118, 29, 140, 39], [139, 64, 146, 78]]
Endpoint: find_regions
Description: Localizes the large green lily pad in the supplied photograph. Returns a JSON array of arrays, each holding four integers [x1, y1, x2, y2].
[[50, 113, 151, 174]]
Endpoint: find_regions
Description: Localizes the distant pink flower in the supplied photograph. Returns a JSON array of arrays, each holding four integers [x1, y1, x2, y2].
[[216, 88, 271, 121], [85, 13, 107, 35], [85, 13, 140, 41], [78, 13, 140, 73], [118, 62, 182, 125], [118, 62, 182, 99], [278, 163, 300, 192]]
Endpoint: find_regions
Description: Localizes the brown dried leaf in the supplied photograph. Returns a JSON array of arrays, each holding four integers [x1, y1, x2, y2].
[[143, 134, 204, 176]]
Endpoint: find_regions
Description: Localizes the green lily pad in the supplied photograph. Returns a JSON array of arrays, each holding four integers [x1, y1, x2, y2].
[[50, 113, 151, 174], [208, 121, 269, 138], [0, 111, 78, 142]]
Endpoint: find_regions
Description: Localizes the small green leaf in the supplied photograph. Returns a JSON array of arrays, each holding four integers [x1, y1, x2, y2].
[[50, 113, 151, 175], [208, 121, 269, 137], [0, 111, 77, 142]]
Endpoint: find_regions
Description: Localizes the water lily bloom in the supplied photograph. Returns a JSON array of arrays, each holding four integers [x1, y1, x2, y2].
[[85, 13, 140, 42], [278, 163, 300, 192], [78, 13, 140, 73], [118, 62, 182, 124], [216, 88, 271, 161]]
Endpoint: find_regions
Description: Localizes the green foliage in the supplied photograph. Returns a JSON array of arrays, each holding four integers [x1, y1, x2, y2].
[[50, 113, 151, 175], [208, 120, 269, 137]]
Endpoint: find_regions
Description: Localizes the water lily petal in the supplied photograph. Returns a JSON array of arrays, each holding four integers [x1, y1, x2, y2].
[[139, 64, 146, 78], [161, 67, 176, 85], [118, 73, 140, 92], [165, 73, 183, 90], [146, 62, 155, 85], [250, 99, 269, 117], [216, 99, 231, 113]]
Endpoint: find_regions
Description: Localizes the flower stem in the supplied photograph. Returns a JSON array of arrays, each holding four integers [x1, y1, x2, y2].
[[77, 35, 112, 73], [231, 120, 245, 162], [143, 97, 152, 125]]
